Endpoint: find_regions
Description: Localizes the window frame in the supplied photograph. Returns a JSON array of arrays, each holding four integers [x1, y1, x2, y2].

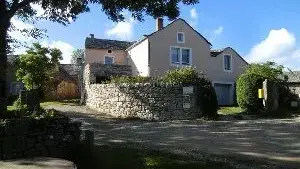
[[170, 46, 192, 66], [177, 32, 185, 43], [223, 54, 232, 72], [104, 55, 114, 65]]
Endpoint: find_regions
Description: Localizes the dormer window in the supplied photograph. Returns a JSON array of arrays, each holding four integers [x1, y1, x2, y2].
[[177, 32, 185, 43], [108, 50, 112, 54]]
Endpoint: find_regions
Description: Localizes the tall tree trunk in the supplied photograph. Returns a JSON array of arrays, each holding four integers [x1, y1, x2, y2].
[[0, 1, 9, 116]]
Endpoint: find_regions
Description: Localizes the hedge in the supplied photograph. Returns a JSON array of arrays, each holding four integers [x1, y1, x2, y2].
[[236, 73, 265, 112]]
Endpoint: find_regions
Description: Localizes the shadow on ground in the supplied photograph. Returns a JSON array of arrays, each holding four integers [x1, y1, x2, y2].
[[48, 105, 300, 168]]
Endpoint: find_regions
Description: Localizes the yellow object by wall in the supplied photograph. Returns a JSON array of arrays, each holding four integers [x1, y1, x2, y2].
[[258, 89, 264, 99]]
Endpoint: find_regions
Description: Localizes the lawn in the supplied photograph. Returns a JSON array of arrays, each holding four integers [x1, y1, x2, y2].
[[218, 107, 243, 115], [7, 99, 80, 111], [70, 145, 233, 169]]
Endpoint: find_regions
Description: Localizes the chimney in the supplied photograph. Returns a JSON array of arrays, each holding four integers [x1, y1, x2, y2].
[[90, 34, 94, 39], [156, 18, 164, 31]]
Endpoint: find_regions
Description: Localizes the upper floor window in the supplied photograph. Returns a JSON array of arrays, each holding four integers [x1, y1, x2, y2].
[[224, 55, 232, 71], [171, 47, 180, 64], [108, 50, 112, 54], [182, 49, 191, 65], [170, 47, 192, 65], [177, 32, 185, 43], [104, 56, 114, 64]]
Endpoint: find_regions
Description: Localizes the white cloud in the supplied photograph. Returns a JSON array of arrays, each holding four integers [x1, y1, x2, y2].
[[9, 17, 74, 64], [190, 8, 198, 20], [9, 17, 34, 42], [30, 3, 45, 17], [44, 41, 75, 64], [189, 8, 198, 27], [213, 26, 224, 36], [209, 26, 224, 41], [105, 16, 135, 41], [246, 28, 300, 70]]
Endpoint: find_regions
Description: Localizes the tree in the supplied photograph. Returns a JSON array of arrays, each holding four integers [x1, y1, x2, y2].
[[16, 43, 62, 91], [0, 0, 199, 114], [71, 49, 84, 64], [243, 61, 286, 81]]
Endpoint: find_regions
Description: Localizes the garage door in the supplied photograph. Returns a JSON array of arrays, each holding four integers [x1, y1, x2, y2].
[[214, 83, 233, 105]]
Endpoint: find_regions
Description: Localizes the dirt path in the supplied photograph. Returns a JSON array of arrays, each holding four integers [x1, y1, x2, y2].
[[47, 105, 300, 168]]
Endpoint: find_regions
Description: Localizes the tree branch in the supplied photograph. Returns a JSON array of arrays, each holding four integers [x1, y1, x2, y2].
[[7, 0, 34, 19]]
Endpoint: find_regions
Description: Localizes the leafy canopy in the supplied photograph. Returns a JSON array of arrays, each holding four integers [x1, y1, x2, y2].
[[16, 43, 62, 90], [243, 61, 286, 81], [71, 49, 84, 64]]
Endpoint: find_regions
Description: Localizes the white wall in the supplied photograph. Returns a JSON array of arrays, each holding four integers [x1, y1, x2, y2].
[[128, 39, 149, 76]]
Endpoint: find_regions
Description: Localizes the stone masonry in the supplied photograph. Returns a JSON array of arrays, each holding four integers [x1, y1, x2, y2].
[[85, 83, 202, 121], [83, 63, 203, 121]]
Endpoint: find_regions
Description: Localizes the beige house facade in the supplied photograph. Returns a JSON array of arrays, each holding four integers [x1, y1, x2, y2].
[[84, 18, 248, 105]]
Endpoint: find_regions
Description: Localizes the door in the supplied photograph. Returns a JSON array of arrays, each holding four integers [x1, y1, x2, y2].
[[214, 83, 233, 105]]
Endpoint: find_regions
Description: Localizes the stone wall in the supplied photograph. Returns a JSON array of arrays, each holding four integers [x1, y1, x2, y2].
[[85, 83, 202, 121], [0, 118, 81, 160]]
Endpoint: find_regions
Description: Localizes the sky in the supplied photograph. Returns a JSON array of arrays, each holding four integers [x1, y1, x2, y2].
[[9, 0, 300, 70]]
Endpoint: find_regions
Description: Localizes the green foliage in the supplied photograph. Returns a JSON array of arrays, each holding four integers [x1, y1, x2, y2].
[[236, 73, 265, 112], [197, 81, 219, 118], [108, 76, 153, 84], [16, 43, 62, 91], [160, 67, 204, 85], [71, 49, 84, 64], [239, 61, 294, 110], [244, 61, 285, 81]]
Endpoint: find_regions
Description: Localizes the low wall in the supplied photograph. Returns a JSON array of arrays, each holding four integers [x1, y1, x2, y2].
[[0, 118, 81, 160], [86, 84, 202, 121]]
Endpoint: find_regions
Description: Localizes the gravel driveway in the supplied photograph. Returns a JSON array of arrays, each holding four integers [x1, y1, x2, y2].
[[47, 105, 300, 168]]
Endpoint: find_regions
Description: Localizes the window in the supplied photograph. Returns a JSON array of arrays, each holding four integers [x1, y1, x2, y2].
[[104, 56, 114, 64], [108, 50, 112, 54], [177, 32, 185, 43], [170, 47, 192, 65], [171, 47, 180, 64], [182, 49, 191, 65], [224, 55, 232, 71]]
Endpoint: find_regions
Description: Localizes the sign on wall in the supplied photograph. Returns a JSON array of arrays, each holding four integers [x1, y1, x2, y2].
[[183, 95, 191, 109], [183, 86, 194, 94]]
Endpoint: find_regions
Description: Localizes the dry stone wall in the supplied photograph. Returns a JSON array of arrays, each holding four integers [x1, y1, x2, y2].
[[85, 83, 202, 121]]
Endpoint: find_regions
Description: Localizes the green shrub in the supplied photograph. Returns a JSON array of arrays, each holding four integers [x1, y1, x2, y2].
[[108, 76, 153, 84], [196, 80, 219, 118], [236, 73, 265, 112], [160, 67, 204, 85]]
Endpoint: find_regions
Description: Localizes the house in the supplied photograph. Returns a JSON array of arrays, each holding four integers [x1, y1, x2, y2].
[[55, 64, 80, 99], [84, 18, 248, 105], [285, 71, 300, 97], [6, 55, 80, 100]]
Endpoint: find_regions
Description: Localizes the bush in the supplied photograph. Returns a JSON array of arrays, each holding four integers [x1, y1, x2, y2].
[[160, 67, 204, 85], [196, 80, 219, 118], [108, 76, 153, 84], [236, 73, 265, 112]]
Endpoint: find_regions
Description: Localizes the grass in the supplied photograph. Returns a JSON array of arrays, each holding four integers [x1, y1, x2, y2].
[[218, 107, 244, 115], [7, 99, 80, 111], [69, 145, 233, 169]]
